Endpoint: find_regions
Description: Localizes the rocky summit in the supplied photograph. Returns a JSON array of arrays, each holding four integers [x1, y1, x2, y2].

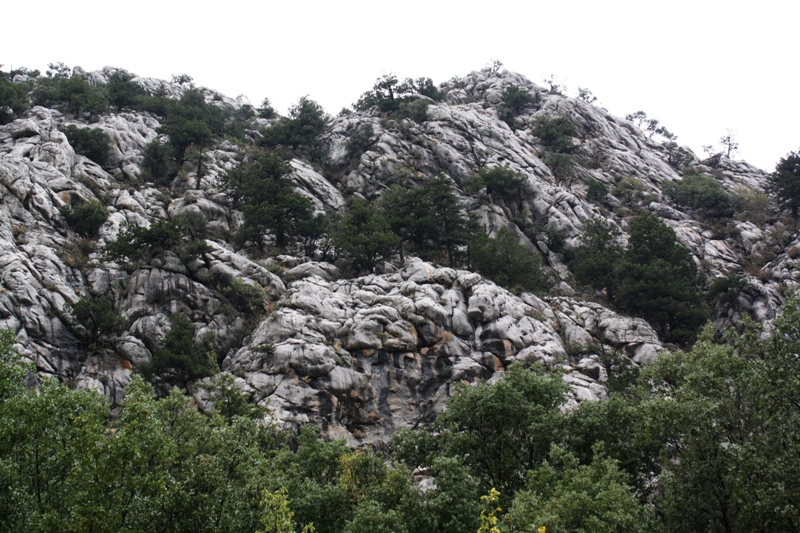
[[0, 63, 795, 445]]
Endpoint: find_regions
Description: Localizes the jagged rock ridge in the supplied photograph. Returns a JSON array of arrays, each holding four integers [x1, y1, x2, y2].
[[0, 64, 795, 442]]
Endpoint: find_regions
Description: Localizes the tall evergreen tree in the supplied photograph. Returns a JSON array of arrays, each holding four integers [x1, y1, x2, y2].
[[768, 150, 800, 220]]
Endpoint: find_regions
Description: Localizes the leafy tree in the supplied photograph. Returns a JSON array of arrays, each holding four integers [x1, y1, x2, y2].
[[706, 272, 746, 307], [355, 75, 442, 114], [768, 150, 800, 220], [158, 88, 216, 167], [586, 178, 609, 202], [345, 123, 376, 160], [464, 166, 531, 216], [498, 86, 537, 128], [332, 198, 400, 274], [577, 87, 598, 104], [616, 212, 705, 344], [69, 295, 128, 345], [396, 364, 568, 498], [531, 116, 579, 154], [625, 110, 676, 141], [258, 97, 277, 119], [503, 445, 647, 533], [106, 70, 147, 111], [59, 199, 109, 237], [569, 218, 623, 295], [221, 152, 314, 252], [59, 124, 113, 167], [0, 329, 29, 402], [380, 175, 472, 266], [0, 69, 30, 125], [545, 152, 576, 186], [105, 212, 210, 264], [469, 227, 552, 294], [260, 96, 328, 159], [141, 138, 174, 183], [31, 72, 108, 118], [142, 312, 217, 388], [665, 173, 735, 219], [570, 214, 704, 343]]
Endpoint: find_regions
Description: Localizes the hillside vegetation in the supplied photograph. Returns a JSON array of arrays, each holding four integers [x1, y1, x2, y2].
[[1, 61, 800, 530]]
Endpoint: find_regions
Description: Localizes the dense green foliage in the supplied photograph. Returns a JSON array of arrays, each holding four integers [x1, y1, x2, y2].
[[59, 124, 113, 167], [531, 116, 579, 155], [220, 152, 314, 252], [105, 211, 210, 264], [0, 68, 30, 125], [497, 86, 537, 128], [59, 199, 109, 237], [469, 227, 553, 294], [332, 198, 400, 275], [380, 175, 472, 266], [570, 213, 705, 344], [142, 312, 218, 388], [354, 75, 443, 119], [260, 96, 328, 159], [464, 166, 531, 215], [141, 138, 175, 183], [30, 65, 108, 117], [106, 70, 147, 111], [3, 287, 800, 531], [665, 173, 735, 219], [768, 149, 800, 219], [69, 295, 127, 345]]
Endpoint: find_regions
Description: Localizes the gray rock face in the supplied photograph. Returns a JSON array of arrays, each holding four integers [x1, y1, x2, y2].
[[0, 64, 793, 443], [222, 259, 662, 443]]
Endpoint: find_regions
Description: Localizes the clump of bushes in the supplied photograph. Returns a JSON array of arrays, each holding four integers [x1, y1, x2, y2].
[[498, 85, 538, 128], [59, 125, 114, 167], [104, 211, 210, 265], [69, 295, 128, 346], [665, 173, 735, 219], [59, 199, 109, 238], [469, 227, 552, 294], [141, 312, 217, 388]]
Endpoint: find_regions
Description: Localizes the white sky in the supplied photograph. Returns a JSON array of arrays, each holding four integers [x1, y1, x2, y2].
[[3, 0, 797, 171]]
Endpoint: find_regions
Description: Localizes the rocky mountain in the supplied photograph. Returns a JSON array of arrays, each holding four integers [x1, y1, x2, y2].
[[0, 64, 795, 445]]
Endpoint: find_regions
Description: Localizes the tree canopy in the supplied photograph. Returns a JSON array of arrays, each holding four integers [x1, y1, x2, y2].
[[769, 150, 800, 220]]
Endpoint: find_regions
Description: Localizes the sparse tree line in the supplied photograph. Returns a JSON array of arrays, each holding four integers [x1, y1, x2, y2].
[[2, 290, 800, 532]]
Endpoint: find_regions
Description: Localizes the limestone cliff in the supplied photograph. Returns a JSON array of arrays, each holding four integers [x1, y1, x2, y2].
[[0, 64, 793, 444]]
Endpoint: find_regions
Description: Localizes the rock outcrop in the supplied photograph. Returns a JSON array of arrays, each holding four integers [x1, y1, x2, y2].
[[0, 63, 795, 442]]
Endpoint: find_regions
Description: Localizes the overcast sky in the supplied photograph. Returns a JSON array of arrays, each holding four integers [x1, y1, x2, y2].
[[3, 0, 796, 171]]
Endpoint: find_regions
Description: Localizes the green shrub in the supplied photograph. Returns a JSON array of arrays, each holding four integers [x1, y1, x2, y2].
[[332, 198, 400, 275], [70, 295, 128, 345], [141, 138, 174, 183], [59, 200, 109, 238], [106, 71, 146, 111], [464, 166, 531, 214], [706, 273, 746, 307], [260, 96, 328, 160], [346, 123, 376, 160], [586, 179, 608, 202], [59, 125, 113, 167], [732, 186, 772, 226], [104, 212, 209, 265], [142, 312, 217, 388], [0, 70, 30, 125], [544, 152, 575, 185], [531, 116, 578, 154], [665, 173, 735, 219], [498, 86, 537, 128], [469, 227, 552, 294], [380, 175, 472, 267], [221, 152, 315, 252], [31, 70, 108, 117]]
